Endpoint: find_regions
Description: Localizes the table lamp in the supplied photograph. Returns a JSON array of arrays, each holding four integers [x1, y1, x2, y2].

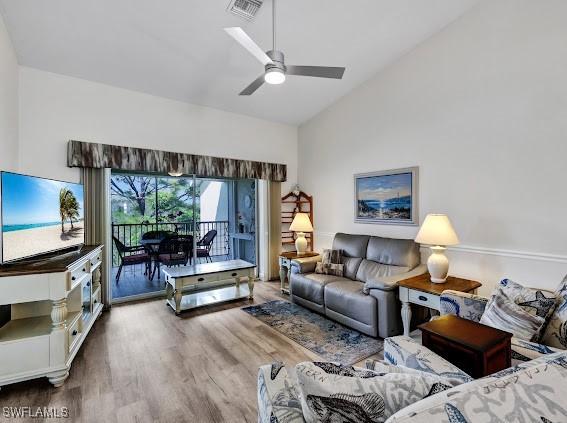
[[289, 213, 313, 255], [415, 214, 459, 283]]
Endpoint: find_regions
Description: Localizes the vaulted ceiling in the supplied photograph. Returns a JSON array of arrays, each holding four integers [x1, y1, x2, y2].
[[0, 0, 478, 125]]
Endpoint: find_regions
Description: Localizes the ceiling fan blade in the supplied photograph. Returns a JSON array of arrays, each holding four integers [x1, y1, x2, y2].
[[286, 65, 346, 79], [224, 27, 274, 66], [239, 74, 266, 96]]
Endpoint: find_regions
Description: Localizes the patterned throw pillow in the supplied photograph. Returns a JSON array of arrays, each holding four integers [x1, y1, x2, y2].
[[315, 262, 344, 276], [295, 362, 452, 423], [541, 275, 567, 349], [480, 279, 559, 341], [321, 249, 342, 264], [315, 249, 344, 277], [499, 279, 558, 322], [480, 290, 545, 341]]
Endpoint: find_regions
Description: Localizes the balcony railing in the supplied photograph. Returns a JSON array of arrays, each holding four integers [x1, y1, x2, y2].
[[111, 221, 230, 266]]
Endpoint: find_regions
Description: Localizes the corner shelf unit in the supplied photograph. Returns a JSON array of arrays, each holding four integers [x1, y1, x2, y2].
[[281, 191, 314, 251], [0, 245, 104, 388]]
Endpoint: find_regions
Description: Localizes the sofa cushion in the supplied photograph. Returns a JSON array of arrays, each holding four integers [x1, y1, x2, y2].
[[324, 280, 377, 326], [290, 273, 347, 306], [364, 361, 460, 389], [366, 236, 420, 269], [541, 275, 567, 349], [295, 361, 452, 423], [355, 259, 410, 289], [332, 233, 370, 258], [341, 257, 363, 280]]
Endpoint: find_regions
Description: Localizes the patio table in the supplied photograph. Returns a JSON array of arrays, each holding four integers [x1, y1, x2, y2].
[[141, 236, 170, 280]]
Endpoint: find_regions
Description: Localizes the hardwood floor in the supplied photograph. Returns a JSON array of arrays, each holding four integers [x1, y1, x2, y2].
[[0, 281, 383, 423]]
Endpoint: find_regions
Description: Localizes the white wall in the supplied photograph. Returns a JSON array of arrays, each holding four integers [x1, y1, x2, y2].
[[299, 0, 567, 295], [200, 181, 228, 222], [18, 67, 298, 193], [0, 13, 18, 172]]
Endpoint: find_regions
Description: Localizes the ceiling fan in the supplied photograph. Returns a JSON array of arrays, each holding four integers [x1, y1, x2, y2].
[[224, 0, 346, 95]]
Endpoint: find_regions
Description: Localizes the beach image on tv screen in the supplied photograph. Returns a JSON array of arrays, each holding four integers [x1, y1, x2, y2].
[[1, 172, 84, 262]]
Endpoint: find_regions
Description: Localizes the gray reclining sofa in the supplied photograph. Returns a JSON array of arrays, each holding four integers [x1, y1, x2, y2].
[[289, 233, 426, 338]]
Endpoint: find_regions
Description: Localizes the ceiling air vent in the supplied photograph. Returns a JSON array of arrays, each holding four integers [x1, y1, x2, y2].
[[227, 0, 263, 21]]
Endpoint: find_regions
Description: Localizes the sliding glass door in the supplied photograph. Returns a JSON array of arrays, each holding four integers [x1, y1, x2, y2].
[[109, 171, 255, 302]]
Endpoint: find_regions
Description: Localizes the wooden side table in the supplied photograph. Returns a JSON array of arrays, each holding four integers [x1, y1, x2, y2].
[[279, 251, 319, 294], [419, 315, 512, 378], [398, 273, 481, 336]]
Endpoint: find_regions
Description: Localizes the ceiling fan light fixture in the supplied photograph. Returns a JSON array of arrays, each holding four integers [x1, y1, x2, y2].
[[225, 0, 345, 95], [264, 68, 285, 85], [168, 171, 183, 177]]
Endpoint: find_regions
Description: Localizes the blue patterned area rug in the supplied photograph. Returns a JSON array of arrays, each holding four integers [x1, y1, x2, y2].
[[242, 300, 383, 365]]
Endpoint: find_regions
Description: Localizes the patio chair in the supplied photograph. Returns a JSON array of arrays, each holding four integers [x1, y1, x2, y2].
[[113, 236, 151, 282], [151, 235, 193, 280], [176, 235, 194, 265], [196, 230, 217, 263]]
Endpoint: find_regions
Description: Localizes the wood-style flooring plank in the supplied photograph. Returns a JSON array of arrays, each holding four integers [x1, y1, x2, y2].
[[0, 281, 383, 422]]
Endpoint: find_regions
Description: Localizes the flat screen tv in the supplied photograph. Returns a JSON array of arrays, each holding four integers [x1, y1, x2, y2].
[[0, 172, 84, 263]]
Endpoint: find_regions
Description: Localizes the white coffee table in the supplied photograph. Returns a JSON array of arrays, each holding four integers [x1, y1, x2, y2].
[[163, 260, 256, 315]]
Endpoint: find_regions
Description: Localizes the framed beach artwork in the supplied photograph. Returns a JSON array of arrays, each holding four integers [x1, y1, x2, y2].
[[354, 167, 419, 225]]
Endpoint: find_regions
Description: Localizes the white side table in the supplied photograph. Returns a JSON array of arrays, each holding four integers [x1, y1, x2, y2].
[[278, 251, 319, 294], [398, 273, 482, 337]]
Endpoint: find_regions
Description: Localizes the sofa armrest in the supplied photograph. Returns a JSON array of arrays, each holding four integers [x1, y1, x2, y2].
[[290, 255, 321, 274], [362, 264, 427, 293], [439, 290, 488, 322], [258, 362, 304, 423], [510, 338, 564, 365], [383, 336, 473, 386]]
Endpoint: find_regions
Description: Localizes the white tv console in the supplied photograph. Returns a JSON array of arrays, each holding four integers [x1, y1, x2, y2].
[[0, 245, 104, 388]]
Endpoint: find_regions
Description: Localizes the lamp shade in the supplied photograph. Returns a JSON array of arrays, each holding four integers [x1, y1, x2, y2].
[[289, 213, 313, 233], [415, 214, 459, 246]]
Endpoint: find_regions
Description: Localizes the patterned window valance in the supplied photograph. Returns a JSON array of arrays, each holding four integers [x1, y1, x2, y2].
[[67, 140, 287, 182]]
